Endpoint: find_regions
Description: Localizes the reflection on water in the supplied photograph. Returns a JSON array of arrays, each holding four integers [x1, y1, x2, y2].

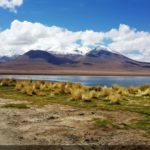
[[0, 75, 150, 87]]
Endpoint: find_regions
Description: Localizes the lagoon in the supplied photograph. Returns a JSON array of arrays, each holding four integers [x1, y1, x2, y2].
[[0, 75, 150, 87]]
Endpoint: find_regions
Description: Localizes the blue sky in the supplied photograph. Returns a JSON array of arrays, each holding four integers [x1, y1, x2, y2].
[[0, 0, 150, 31], [0, 0, 150, 62]]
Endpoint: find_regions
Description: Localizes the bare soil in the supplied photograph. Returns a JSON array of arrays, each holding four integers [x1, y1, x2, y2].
[[0, 98, 149, 145]]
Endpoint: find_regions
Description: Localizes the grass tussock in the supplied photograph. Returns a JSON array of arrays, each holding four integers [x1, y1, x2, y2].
[[0, 79, 149, 115], [8, 79, 150, 105], [124, 118, 150, 131], [93, 118, 116, 128], [130, 119, 150, 130], [0, 78, 16, 86], [2, 103, 29, 109], [107, 93, 122, 104]]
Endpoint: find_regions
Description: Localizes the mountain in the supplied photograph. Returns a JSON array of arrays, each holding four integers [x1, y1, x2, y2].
[[0, 47, 150, 75], [84, 48, 150, 69], [24, 50, 75, 65], [0, 56, 17, 63]]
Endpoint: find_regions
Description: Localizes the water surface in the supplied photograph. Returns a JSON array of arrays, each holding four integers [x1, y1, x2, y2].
[[0, 75, 150, 87]]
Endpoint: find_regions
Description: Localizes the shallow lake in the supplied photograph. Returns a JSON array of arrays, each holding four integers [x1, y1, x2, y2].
[[0, 75, 150, 87]]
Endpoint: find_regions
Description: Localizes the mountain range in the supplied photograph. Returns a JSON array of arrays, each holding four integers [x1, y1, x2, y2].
[[0, 46, 150, 75]]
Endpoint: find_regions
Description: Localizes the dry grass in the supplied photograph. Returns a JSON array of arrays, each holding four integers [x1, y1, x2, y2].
[[0, 79, 150, 108], [138, 89, 150, 96], [99, 87, 112, 97], [107, 94, 121, 104], [0, 78, 16, 86], [13, 80, 150, 105], [0, 80, 149, 115], [2, 103, 29, 109], [128, 86, 139, 95], [70, 89, 83, 100]]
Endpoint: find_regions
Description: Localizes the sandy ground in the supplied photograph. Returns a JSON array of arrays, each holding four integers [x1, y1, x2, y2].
[[0, 98, 149, 145]]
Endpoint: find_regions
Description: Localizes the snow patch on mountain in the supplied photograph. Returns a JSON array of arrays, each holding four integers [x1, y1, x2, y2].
[[48, 45, 119, 56]]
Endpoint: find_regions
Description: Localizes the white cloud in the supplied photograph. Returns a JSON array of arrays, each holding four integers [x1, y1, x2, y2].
[[0, 20, 150, 62], [105, 24, 150, 62], [0, 0, 23, 13]]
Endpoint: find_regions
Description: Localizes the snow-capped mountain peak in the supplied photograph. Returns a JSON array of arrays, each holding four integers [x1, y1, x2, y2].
[[47, 45, 117, 56], [85, 45, 121, 57], [93, 45, 119, 54]]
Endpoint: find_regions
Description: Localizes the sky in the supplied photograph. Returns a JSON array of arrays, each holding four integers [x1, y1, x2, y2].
[[0, 0, 150, 62]]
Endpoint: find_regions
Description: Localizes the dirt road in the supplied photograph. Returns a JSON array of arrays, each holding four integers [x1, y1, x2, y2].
[[0, 98, 149, 145]]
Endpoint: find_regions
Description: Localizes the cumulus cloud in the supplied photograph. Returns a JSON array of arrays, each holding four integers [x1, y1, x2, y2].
[[105, 24, 150, 62], [0, 20, 150, 62], [0, 20, 104, 56], [0, 0, 23, 13]]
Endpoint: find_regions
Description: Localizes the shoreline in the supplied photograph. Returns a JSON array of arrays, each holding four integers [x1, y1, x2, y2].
[[0, 72, 150, 76]]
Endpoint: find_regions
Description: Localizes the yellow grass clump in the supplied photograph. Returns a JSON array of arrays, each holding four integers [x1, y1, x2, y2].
[[4, 78, 149, 103], [99, 87, 112, 97], [24, 86, 36, 96], [15, 81, 36, 96], [117, 87, 129, 96], [127, 86, 139, 95], [32, 81, 42, 90], [51, 89, 63, 95], [138, 89, 150, 96], [81, 93, 92, 102], [72, 82, 82, 89], [112, 84, 129, 96], [64, 86, 72, 94], [34, 91, 47, 96], [112, 84, 122, 91], [15, 83, 24, 91], [89, 85, 102, 91], [64, 82, 76, 94], [48, 82, 66, 95], [139, 84, 150, 91], [70, 89, 82, 100], [39, 83, 47, 91], [15, 81, 27, 91], [89, 90, 99, 98], [0, 78, 16, 86], [80, 85, 90, 92], [107, 94, 121, 104]]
